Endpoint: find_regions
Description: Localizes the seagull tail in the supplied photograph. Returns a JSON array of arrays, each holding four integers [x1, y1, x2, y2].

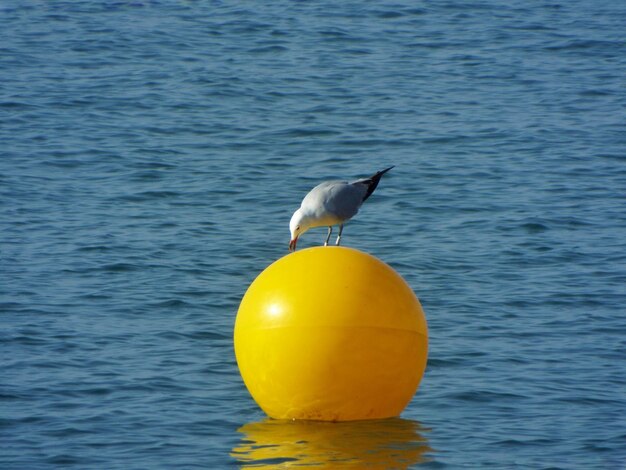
[[361, 166, 394, 202]]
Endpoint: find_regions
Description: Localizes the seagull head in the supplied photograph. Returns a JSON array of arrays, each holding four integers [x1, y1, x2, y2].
[[289, 208, 311, 252]]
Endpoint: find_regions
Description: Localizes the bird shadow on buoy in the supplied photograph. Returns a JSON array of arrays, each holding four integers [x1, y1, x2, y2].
[[231, 417, 435, 468]]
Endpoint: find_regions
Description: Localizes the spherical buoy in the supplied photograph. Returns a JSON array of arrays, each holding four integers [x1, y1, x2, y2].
[[234, 246, 428, 421]]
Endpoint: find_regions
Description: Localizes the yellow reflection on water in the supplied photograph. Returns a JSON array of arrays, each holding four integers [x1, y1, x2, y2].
[[231, 417, 433, 468]]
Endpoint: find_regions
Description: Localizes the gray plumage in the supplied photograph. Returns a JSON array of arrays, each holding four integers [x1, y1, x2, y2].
[[289, 166, 393, 251]]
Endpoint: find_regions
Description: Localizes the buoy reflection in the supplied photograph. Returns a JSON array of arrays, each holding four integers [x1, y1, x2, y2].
[[231, 417, 434, 468]]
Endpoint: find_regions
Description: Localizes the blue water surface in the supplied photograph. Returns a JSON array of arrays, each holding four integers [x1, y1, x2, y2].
[[2, 1, 625, 468]]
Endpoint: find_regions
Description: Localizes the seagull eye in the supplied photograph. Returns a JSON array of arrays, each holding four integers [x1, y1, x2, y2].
[[296, 225, 300, 231]]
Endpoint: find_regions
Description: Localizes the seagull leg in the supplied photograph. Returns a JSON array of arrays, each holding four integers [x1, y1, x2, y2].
[[324, 226, 332, 246], [335, 224, 343, 245]]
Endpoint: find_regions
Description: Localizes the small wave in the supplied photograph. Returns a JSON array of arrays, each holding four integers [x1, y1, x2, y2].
[[521, 222, 549, 233], [495, 437, 556, 447], [77, 245, 112, 253], [0, 101, 39, 109], [128, 170, 166, 182], [270, 128, 342, 138], [578, 89, 613, 97], [99, 262, 140, 272], [448, 390, 527, 403], [7, 335, 49, 346], [426, 357, 467, 368], [186, 330, 230, 341], [248, 45, 288, 54], [114, 190, 181, 202], [375, 10, 405, 19], [149, 299, 191, 309], [544, 39, 624, 51]]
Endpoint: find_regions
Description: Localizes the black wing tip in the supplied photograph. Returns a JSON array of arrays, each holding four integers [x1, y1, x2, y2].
[[371, 165, 394, 180], [362, 165, 394, 202]]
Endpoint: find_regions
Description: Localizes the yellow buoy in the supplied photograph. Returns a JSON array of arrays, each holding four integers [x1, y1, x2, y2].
[[234, 246, 428, 421]]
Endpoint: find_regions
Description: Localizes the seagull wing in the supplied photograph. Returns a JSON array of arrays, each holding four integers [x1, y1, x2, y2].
[[302, 181, 366, 222], [299, 167, 393, 226]]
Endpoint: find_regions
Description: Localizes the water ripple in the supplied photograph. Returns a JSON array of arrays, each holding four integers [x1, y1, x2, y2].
[[2, 1, 625, 469]]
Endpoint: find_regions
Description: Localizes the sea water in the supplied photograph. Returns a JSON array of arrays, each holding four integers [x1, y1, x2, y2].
[[1, 1, 625, 468]]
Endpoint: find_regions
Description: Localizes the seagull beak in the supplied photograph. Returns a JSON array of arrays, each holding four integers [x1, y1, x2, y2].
[[289, 237, 298, 252]]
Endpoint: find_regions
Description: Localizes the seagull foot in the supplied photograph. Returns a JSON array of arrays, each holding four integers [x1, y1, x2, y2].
[[335, 224, 344, 246]]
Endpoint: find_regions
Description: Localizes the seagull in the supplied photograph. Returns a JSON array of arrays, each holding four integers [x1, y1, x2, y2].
[[289, 166, 394, 251]]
